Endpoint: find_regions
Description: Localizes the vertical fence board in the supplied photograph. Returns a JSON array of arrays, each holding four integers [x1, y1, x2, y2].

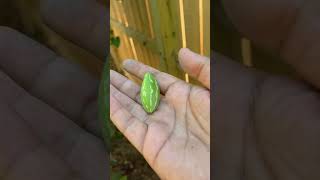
[[137, 0, 151, 37], [184, 0, 200, 53], [110, 0, 116, 19], [123, 0, 134, 29], [112, 1, 123, 24], [130, 0, 144, 33], [203, 0, 210, 56], [169, 0, 183, 50], [150, 0, 184, 79], [149, 0, 165, 70], [119, 31, 131, 59]]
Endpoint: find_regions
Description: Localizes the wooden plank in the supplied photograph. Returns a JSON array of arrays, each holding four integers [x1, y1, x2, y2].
[[117, 31, 130, 60], [123, 0, 136, 30], [151, 51, 161, 69], [133, 39, 144, 62], [140, 42, 152, 66], [130, 0, 150, 66], [129, 0, 144, 33], [122, 33, 134, 59], [145, 49, 154, 68], [203, 0, 210, 56], [111, 19, 159, 54], [149, 0, 184, 79], [184, 0, 200, 53], [110, 0, 116, 19], [146, 49, 156, 68], [149, 0, 165, 70], [111, 0, 123, 24], [172, 0, 183, 48], [121, 0, 131, 27], [137, 0, 151, 38], [113, 27, 133, 62], [118, 0, 129, 27], [145, 0, 155, 38]]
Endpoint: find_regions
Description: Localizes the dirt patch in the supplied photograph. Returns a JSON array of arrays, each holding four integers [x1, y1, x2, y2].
[[111, 133, 159, 180]]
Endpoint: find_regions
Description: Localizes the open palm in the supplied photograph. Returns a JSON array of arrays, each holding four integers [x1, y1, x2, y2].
[[110, 48, 210, 180], [0, 0, 108, 179], [213, 0, 320, 179]]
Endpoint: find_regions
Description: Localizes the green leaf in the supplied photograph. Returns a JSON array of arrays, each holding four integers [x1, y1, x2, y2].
[[110, 172, 122, 180], [111, 37, 121, 48], [110, 170, 127, 180], [119, 175, 128, 180]]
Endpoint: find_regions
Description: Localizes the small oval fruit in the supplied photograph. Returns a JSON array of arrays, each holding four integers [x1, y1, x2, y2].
[[140, 72, 160, 113]]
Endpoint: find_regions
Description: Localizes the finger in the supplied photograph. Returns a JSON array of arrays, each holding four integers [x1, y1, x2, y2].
[[178, 48, 210, 89], [40, 0, 109, 59], [110, 84, 147, 121], [0, 70, 107, 179], [110, 70, 141, 103], [123, 60, 182, 94], [212, 52, 263, 178], [110, 93, 148, 153], [0, 27, 100, 136], [223, 0, 320, 89]]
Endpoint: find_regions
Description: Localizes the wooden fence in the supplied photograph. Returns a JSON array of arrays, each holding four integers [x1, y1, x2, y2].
[[110, 0, 210, 83]]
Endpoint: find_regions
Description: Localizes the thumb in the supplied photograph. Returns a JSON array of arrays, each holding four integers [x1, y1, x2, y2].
[[178, 48, 210, 89]]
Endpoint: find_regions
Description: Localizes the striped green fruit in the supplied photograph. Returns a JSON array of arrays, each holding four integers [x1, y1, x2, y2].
[[140, 72, 160, 113]]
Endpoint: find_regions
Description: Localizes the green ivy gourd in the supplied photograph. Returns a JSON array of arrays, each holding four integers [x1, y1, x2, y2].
[[140, 72, 160, 113]]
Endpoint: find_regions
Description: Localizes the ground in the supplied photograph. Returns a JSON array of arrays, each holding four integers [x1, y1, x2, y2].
[[111, 132, 159, 180]]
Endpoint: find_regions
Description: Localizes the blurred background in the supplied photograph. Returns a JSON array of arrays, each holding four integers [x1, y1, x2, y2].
[[0, 0, 112, 178], [110, 0, 210, 179], [0, 0, 106, 78], [213, 0, 295, 76]]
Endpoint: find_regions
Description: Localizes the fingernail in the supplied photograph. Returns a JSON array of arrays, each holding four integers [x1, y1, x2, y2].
[[179, 48, 192, 58], [122, 59, 134, 68]]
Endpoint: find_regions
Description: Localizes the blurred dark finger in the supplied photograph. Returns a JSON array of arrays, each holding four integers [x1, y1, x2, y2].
[[40, 0, 109, 59], [0, 26, 100, 136], [223, 0, 320, 89], [0, 70, 107, 179], [212, 52, 262, 179]]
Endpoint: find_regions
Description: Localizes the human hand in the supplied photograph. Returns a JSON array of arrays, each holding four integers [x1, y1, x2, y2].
[[0, 0, 108, 179], [110, 48, 210, 180], [213, 0, 320, 179]]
